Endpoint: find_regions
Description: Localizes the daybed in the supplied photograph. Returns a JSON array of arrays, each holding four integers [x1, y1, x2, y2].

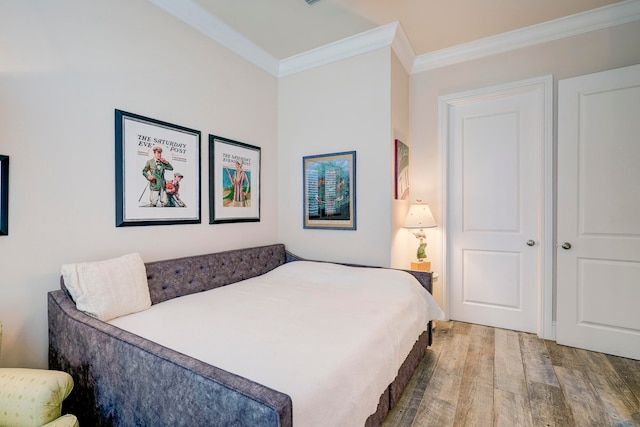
[[48, 244, 443, 426]]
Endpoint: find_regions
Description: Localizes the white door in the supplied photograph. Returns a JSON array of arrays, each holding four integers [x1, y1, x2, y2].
[[440, 77, 552, 335], [557, 64, 640, 360]]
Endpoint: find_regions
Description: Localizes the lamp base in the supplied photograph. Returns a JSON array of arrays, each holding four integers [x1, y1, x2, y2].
[[411, 261, 431, 271]]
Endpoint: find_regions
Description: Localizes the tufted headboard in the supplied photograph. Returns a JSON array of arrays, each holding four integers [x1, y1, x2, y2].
[[145, 244, 287, 305]]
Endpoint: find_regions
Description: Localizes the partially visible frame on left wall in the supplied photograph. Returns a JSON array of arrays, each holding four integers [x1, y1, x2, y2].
[[0, 155, 8, 235], [115, 110, 201, 227]]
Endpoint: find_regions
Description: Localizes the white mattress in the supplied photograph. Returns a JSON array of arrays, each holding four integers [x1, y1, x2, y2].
[[109, 261, 444, 426]]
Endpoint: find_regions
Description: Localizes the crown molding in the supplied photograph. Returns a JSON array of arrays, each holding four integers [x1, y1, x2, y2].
[[149, 0, 640, 77], [390, 23, 416, 74], [278, 22, 411, 77], [413, 0, 640, 73], [147, 0, 280, 76]]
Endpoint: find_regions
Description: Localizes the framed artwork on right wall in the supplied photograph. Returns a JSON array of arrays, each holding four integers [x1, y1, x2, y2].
[[395, 139, 409, 200]]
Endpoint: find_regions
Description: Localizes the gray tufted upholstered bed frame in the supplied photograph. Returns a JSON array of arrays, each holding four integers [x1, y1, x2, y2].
[[48, 244, 433, 426]]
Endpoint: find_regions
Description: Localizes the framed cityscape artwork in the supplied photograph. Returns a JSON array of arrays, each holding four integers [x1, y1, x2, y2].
[[303, 151, 356, 230]]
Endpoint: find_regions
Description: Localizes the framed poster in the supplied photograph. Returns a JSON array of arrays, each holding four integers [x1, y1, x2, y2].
[[115, 110, 201, 227], [209, 134, 261, 224], [395, 139, 409, 200], [0, 155, 8, 236], [303, 151, 356, 230]]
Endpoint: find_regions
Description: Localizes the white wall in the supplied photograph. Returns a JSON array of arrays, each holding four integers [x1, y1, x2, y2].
[[410, 20, 640, 310], [277, 49, 394, 266], [389, 53, 413, 270], [0, 0, 278, 368]]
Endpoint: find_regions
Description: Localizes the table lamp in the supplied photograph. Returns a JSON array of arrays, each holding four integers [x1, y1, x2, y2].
[[404, 203, 437, 270]]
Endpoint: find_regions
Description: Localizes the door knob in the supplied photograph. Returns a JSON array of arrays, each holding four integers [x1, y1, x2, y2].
[[561, 242, 572, 250], [526, 240, 535, 246]]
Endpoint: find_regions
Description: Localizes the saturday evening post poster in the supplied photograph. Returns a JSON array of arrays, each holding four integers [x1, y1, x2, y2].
[[116, 110, 201, 226], [209, 135, 261, 223]]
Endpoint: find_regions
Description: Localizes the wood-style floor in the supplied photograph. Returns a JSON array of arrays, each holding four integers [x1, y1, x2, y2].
[[383, 321, 640, 427]]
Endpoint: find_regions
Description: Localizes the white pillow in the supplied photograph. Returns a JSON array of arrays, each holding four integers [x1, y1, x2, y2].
[[61, 252, 151, 321]]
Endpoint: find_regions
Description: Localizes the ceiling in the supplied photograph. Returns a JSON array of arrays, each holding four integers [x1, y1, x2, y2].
[[191, 0, 623, 60]]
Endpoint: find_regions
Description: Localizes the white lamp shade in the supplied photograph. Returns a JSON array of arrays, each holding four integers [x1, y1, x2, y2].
[[404, 204, 437, 229]]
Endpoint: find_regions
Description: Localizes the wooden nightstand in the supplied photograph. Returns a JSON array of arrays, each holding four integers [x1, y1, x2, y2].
[[411, 261, 431, 271]]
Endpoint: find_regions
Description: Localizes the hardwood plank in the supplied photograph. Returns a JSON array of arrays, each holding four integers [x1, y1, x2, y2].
[[554, 366, 610, 426], [545, 339, 586, 370], [411, 333, 470, 427], [520, 332, 559, 387], [494, 328, 527, 395], [527, 381, 575, 427], [452, 324, 494, 427], [575, 348, 640, 426], [428, 323, 450, 354], [383, 349, 441, 427], [494, 389, 533, 427], [432, 320, 453, 338], [384, 320, 451, 426], [522, 332, 574, 426], [451, 321, 472, 336], [467, 323, 494, 353], [606, 354, 640, 403]]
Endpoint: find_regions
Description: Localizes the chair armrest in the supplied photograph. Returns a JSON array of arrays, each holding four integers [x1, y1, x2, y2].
[[42, 414, 79, 427], [0, 368, 74, 427]]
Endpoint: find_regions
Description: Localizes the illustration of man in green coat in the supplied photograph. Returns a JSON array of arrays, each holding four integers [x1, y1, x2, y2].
[[141, 145, 173, 207]]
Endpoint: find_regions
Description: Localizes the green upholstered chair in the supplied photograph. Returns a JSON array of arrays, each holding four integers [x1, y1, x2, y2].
[[0, 322, 79, 427]]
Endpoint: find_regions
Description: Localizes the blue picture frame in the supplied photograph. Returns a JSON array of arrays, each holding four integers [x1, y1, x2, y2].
[[303, 151, 356, 230]]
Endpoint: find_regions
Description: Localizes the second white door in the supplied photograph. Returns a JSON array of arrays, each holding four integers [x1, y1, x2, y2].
[[557, 64, 640, 360]]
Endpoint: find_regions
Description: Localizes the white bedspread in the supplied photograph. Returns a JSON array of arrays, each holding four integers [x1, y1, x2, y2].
[[109, 261, 444, 427]]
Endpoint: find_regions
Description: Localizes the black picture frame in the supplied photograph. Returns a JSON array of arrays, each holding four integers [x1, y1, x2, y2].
[[115, 110, 201, 227], [209, 134, 261, 224], [0, 155, 9, 236], [303, 151, 356, 230]]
